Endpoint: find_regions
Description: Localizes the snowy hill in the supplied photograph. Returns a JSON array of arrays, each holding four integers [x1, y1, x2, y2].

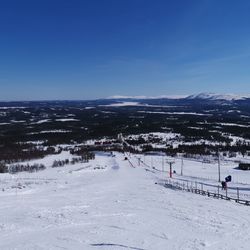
[[1, 152, 250, 249]]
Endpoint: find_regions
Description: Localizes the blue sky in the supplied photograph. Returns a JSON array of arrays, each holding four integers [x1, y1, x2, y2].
[[1, 0, 250, 100]]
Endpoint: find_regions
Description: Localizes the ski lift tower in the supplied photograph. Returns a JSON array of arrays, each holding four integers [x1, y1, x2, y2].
[[166, 159, 175, 178], [218, 149, 221, 182]]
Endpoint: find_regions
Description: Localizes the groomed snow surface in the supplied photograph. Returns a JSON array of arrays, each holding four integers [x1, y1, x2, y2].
[[0, 152, 250, 250]]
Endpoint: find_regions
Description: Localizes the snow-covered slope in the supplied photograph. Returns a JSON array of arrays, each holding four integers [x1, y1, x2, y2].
[[0, 152, 250, 250]]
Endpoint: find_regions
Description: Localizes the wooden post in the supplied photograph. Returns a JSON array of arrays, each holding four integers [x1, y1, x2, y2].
[[217, 185, 220, 198], [237, 188, 239, 201]]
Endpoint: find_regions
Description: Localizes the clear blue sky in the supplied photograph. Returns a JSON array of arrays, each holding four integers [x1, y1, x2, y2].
[[1, 0, 250, 100]]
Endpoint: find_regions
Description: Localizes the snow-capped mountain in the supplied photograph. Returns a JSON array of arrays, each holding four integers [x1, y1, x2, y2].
[[186, 93, 250, 101], [107, 93, 250, 101]]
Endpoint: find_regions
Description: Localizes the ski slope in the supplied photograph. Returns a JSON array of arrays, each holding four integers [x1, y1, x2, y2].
[[0, 152, 250, 250]]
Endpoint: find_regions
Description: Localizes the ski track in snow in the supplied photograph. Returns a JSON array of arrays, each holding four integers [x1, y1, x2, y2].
[[0, 153, 250, 250]]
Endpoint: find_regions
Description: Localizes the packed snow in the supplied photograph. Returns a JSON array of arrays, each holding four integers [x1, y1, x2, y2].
[[0, 152, 250, 250]]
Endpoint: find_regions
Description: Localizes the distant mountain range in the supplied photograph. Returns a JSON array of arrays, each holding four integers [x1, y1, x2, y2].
[[1, 93, 250, 105], [108, 93, 250, 101], [186, 93, 250, 101]]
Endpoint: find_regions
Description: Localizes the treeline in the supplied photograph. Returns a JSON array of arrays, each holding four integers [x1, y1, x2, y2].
[[8, 163, 46, 174], [0, 144, 62, 163], [70, 145, 124, 154], [70, 147, 96, 159], [0, 162, 46, 174], [52, 155, 94, 168], [137, 140, 250, 158], [0, 148, 96, 173]]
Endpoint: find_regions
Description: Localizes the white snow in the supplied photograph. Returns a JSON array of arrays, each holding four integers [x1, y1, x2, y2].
[[0, 107, 27, 109], [101, 102, 141, 107], [101, 102, 185, 108], [55, 118, 80, 122], [138, 111, 212, 116], [127, 132, 182, 141], [85, 107, 95, 109], [27, 130, 72, 135], [1, 152, 250, 249], [22, 140, 46, 145], [34, 119, 51, 124], [217, 122, 250, 128], [10, 120, 26, 123]]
